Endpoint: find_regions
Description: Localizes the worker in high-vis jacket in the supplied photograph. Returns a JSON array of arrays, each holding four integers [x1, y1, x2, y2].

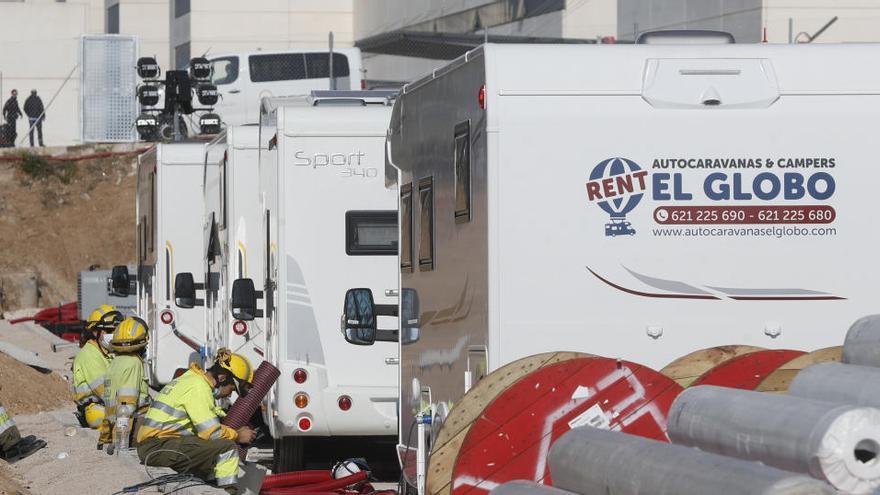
[[71, 304, 122, 428], [0, 399, 46, 462], [136, 350, 255, 494], [99, 317, 151, 452]]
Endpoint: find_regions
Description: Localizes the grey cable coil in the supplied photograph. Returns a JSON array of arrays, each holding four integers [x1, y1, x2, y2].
[[668, 385, 880, 494], [843, 315, 880, 366], [548, 426, 834, 495], [490, 481, 577, 495], [790, 362, 880, 408]]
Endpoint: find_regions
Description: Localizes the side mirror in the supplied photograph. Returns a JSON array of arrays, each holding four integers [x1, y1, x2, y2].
[[400, 288, 421, 345], [175, 272, 197, 309], [341, 289, 377, 346], [231, 278, 260, 321], [110, 265, 130, 297]]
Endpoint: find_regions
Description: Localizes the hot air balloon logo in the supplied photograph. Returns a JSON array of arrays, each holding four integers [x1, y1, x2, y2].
[[585, 157, 649, 237]]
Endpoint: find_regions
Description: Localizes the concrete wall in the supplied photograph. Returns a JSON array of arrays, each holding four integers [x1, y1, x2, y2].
[[0, 1, 98, 147], [108, 0, 170, 68], [563, 0, 617, 39], [354, 0, 495, 39], [170, 0, 354, 67], [617, 0, 764, 42], [763, 0, 880, 43], [354, 0, 617, 86]]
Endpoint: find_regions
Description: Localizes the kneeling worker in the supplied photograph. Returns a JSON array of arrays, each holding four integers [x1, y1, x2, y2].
[[136, 352, 255, 493], [100, 317, 151, 452], [72, 304, 121, 428]]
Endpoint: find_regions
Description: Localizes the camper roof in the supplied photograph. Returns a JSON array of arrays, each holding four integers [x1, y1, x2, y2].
[[404, 43, 880, 96], [280, 103, 390, 137]]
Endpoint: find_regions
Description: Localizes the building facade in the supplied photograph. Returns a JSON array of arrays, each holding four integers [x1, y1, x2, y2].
[[169, 0, 353, 68], [0, 0, 104, 146]]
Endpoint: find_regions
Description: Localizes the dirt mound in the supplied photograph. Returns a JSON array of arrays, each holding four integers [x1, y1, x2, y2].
[[0, 352, 71, 416], [0, 462, 30, 495], [0, 148, 138, 311]]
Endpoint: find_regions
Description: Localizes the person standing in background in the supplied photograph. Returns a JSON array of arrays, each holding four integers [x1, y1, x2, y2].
[[2, 89, 22, 145], [23, 90, 45, 147]]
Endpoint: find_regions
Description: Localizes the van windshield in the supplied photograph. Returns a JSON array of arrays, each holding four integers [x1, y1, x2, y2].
[[211, 57, 239, 85]]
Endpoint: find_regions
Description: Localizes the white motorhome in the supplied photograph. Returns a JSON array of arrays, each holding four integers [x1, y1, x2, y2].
[[341, 42, 880, 485], [128, 141, 217, 386], [229, 91, 399, 471], [200, 124, 267, 369], [209, 48, 363, 127]]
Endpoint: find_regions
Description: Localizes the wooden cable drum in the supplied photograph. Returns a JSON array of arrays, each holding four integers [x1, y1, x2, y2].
[[427, 354, 683, 495], [755, 346, 843, 393], [428, 352, 587, 495], [689, 349, 805, 390], [660, 345, 764, 388]]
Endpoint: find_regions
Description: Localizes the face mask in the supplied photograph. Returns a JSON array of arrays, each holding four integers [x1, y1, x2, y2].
[[100, 332, 113, 349], [213, 387, 222, 399]]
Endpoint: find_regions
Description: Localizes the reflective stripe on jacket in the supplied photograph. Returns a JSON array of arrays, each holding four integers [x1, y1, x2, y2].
[[136, 363, 237, 443], [102, 354, 150, 420], [71, 340, 111, 405]]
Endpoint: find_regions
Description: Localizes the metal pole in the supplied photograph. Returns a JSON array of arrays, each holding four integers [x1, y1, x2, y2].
[[788, 18, 794, 44], [17, 64, 78, 147], [173, 107, 181, 142], [328, 31, 335, 91]]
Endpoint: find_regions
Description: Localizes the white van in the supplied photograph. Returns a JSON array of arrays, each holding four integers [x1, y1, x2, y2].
[[208, 49, 363, 127], [229, 91, 399, 471], [342, 42, 880, 490]]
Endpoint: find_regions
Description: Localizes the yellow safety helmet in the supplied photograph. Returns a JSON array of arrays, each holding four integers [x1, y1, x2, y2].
[[110, 317, 149, 353], [83, 403, 105, 429], [214, 348, 254, 384], [86, 304, 123, 331]]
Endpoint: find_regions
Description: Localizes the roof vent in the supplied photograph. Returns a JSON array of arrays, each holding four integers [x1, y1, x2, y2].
[[637, 30, 735, 45]]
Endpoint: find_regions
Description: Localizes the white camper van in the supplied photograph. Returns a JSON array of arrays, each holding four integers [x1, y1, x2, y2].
[[341, 42, 880, 485], [131, 141, 216, 386], [209, 48, 363, 127], [200, 124, 267, 369], [229, 91, 399, 470]]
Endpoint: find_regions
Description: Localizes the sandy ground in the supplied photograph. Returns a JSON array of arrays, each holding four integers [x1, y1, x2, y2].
[[0, 321, 226, 495], [0, 147, 138, 311]]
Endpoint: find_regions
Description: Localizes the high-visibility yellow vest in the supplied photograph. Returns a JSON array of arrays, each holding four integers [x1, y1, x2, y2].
[[136, 363, 238, 443], [71, 340, 111, 406], [103, 354, 150, 420], [99, 354, 150, 444]]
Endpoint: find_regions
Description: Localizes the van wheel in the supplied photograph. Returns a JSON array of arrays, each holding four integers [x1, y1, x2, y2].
[[274, 436, 304, 473]]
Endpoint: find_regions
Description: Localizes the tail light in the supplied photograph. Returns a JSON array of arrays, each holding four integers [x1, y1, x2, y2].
[[338, 395, 352, 411], [232, 320, 248, 336], [361, 79, 367, 90], [293, 369, 308, 384], [160, 310, 174, 325], [297, 416, 312, 432], [478, 85, 486, 110], [294, 393, 309, 409]]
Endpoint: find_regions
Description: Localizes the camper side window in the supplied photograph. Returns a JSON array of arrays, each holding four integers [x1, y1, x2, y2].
[[345, 211, 398, 256], [454, 120, 471, 222], [418, 177, 434, 271], [400, 184, 413, 272]]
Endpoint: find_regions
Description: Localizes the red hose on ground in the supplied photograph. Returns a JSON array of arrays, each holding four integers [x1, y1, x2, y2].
[[263, 471, 333, 489], [9, 302, 79, 325], [260, 471, 368, 494]]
